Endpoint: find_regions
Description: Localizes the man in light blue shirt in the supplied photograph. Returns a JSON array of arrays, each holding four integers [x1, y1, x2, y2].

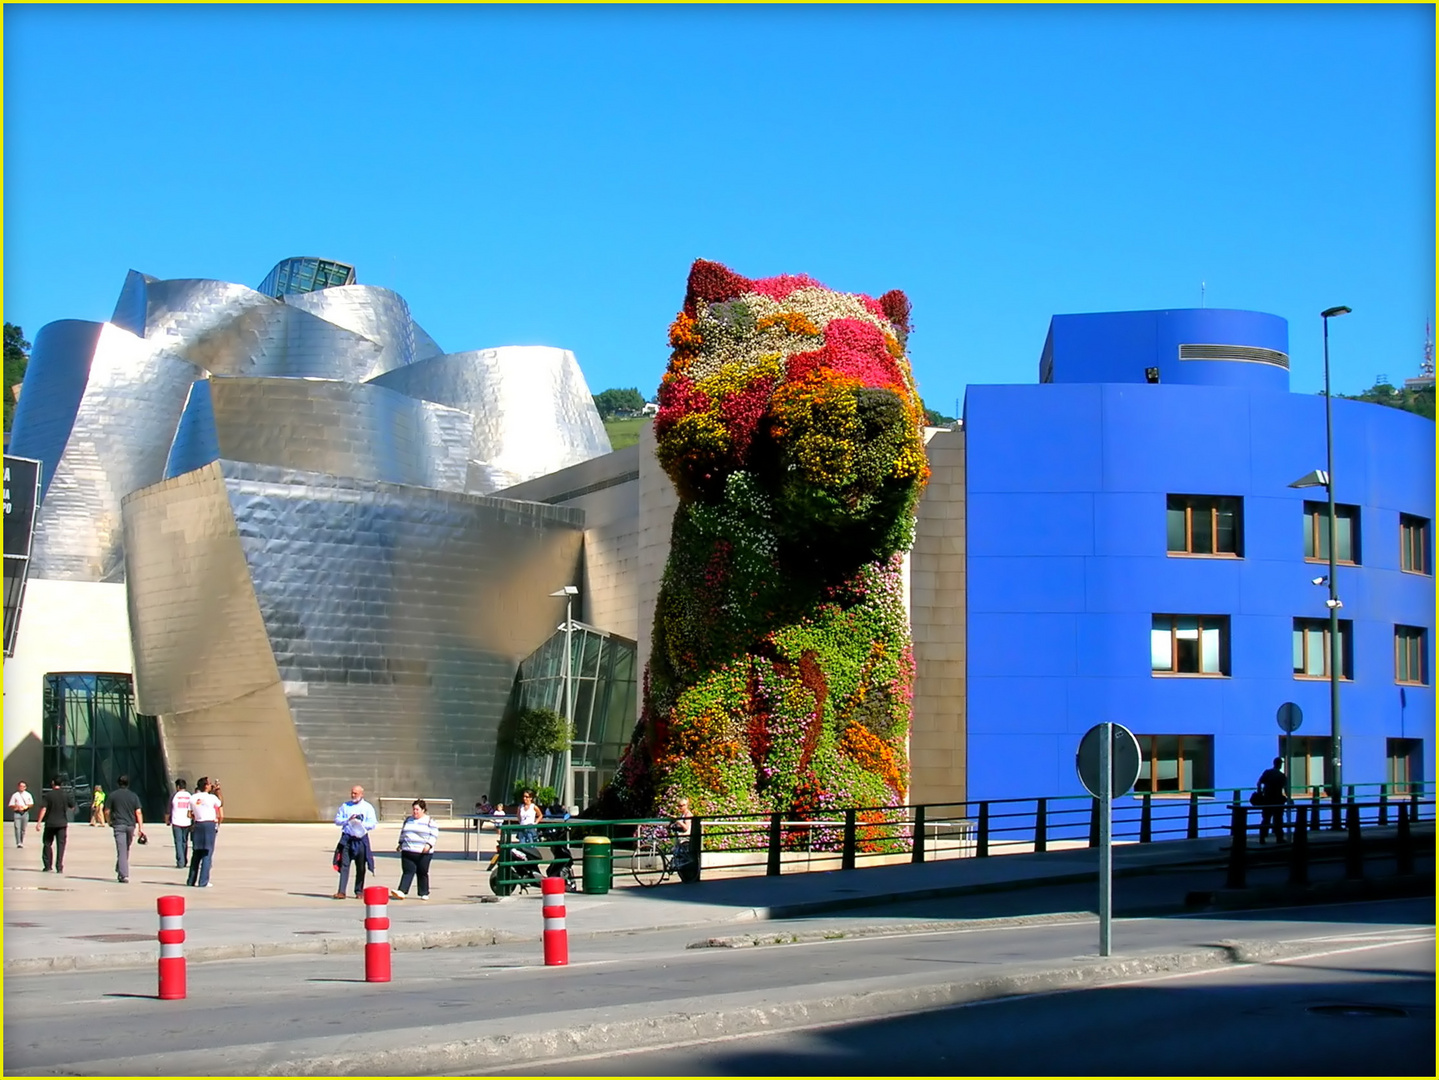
[[332, 784, 378, 899]]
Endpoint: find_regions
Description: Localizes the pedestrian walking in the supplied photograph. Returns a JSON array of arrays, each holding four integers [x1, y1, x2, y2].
[[187, 777, 222, 887], [671, 795, 698, 882], [332, 785, 377, 899], [106, 776, 145, 883], [9, 781, 34, 848], [167, 778, 193, 869], [36, 777, 74, 873], [390, 799, 439, 900], [1255, 757, 1289, 844], [89, 784, 107, 826]]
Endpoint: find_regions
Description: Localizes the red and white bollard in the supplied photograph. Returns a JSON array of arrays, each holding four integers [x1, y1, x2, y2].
[[362, 884, 391, 982], [541, 876, 568, 966], [157, 895, 186, 1000]]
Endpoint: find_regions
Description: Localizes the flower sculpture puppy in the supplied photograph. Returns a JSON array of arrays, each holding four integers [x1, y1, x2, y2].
[[597, 259, 928, 835]]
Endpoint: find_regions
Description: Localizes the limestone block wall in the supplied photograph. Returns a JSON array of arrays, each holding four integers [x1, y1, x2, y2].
[[910, 427, 967, 806]]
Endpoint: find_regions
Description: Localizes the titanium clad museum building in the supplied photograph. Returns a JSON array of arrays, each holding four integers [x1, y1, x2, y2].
[[4, 264, 1433, 821]]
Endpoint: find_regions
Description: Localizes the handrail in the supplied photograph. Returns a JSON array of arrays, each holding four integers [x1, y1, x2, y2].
[[484, 783, 1430, 888]]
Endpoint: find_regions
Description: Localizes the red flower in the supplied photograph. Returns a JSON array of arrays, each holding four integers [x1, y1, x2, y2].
[[685, 259, 754, 314], [879, 290, 911, 332], [749, 273, 824, 301], [782, 320, 904, 393]]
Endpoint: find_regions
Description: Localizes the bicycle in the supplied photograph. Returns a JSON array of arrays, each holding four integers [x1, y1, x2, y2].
[[630, 823, 694, 888]]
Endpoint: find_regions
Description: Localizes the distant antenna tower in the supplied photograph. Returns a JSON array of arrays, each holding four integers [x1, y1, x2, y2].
[[1200, 281, 1206, 308], [1423, 321, 1435, 379]]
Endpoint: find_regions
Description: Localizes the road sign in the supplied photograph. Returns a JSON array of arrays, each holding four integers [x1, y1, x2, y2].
[[1074, 722, 1142, 959], [1276, 702, 1304, 733], [1076, 723, 1141, 799]]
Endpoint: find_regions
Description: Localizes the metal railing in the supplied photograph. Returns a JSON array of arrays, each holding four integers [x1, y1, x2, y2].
[[485, 781, 1431, 889]]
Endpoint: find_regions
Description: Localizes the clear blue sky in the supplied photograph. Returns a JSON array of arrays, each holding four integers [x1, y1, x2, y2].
[[4, 4, 1433, 412]]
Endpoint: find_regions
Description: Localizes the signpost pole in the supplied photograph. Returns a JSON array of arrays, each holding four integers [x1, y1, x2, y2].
[[1099, 722, 1112, 958]]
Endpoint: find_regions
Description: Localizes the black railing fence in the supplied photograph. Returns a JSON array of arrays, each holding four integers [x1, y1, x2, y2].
[[491, 781, 1432, 888]]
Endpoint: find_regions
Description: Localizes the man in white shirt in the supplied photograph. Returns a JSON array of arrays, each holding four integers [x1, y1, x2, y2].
[[166, 779, 193, 869], [9, 782, 34, 848], [333, 785, 378, 899]]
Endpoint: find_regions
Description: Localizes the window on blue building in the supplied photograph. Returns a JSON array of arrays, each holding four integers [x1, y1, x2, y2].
[[1400, 515, 1430, 575], [1386, 738, 1424, 796], [1151, 615, 1229, 675], [1134, 734, 1213, 793], [1395, 626, 1429, 685], [1292, 618, 1353, 680], [1303, 502, 1360, 564], [1285, 736, 1332, 795], [1166, 495, 1242, 556]]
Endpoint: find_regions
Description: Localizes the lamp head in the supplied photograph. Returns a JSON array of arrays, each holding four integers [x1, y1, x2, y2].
[[549, 585, 579, 597], [1288, 469, 1329, 489], [1311, 576, 1327, 586], [1321, 305, 1352, 319]]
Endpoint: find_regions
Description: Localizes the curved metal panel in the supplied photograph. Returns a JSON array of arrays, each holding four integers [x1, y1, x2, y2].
[[163, 376, 472, 491], [138, 278, 279, 344], [124, 460, 585, 819], [369, 346, 612, 492], [282, 284, 418, 376], [122, 464, 318, 820], [163, 379, 222, 479], [6, 320, 104, 500], [28, 324, 202, 582], [178, 303, 386, 381], [411, 320, 445, 362], [110, 271, 153, 337]]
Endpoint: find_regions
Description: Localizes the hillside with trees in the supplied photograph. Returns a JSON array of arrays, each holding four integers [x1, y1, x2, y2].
[[1339, 380, 1434, 421], [4, 323, 29, 432]]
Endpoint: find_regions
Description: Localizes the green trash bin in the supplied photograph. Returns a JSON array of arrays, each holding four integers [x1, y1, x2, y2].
[[582, 835, 612, 894]]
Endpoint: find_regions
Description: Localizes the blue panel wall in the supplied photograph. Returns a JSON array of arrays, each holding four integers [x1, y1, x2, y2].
[[1045, 309, 1290, 392], [963, 311, 1435, 805]]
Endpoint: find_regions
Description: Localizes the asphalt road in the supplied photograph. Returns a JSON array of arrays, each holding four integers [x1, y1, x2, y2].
[[3, 896, 1432, 1076], [483, 934, 1434, 1076]]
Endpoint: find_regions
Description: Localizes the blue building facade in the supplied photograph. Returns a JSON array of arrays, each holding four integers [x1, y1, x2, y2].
[[964, 309, 1434, 804]]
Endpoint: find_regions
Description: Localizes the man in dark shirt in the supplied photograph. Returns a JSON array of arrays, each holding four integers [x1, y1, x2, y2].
[[35, 778, 75, 873], [106, 776, 145, 884], [1256, 757, 1289, 844]]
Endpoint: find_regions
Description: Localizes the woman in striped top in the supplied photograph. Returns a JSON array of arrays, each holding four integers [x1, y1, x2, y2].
[[391, 799, 439, 900]]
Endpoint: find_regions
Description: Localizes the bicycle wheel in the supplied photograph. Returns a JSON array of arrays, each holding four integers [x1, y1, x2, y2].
[[631, 837, 670, 887]]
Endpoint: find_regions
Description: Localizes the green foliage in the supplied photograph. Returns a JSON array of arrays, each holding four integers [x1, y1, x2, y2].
[[604, 416, 645, 450], [593, 387, 646, 419], [4, 322, 30, 432], [1338, 382, 1435, 421], [919, 398, 955, 426], [509, 707, 572, 758], [510, 780, 558, 806]]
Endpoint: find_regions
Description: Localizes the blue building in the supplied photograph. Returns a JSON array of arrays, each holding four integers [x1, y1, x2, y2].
[[962, 308, 1434, 803]]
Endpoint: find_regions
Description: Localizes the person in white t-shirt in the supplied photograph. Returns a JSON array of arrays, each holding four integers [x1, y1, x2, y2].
[[187, 777, 223, 888], [9, 782, 34, 848], [166, 779, 194, 869]]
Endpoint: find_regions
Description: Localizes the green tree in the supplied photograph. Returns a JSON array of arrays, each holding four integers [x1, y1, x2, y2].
[[508, 707, 572, 758], [920, 398, 956, 426], [1338, 381, 1434, 422], [4, 322, 30, 432], [593, 387, 645, 419]]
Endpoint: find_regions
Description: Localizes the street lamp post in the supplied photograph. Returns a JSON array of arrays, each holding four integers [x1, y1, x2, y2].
[[1320, 306, 1351, 800], [549, 585, 578, 810]]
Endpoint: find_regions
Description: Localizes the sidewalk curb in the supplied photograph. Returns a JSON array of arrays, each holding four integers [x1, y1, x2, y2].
[[2, 937, 1343, 1076], [262, 941, 1308, 1076], [6, 861, 1428, 974]]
